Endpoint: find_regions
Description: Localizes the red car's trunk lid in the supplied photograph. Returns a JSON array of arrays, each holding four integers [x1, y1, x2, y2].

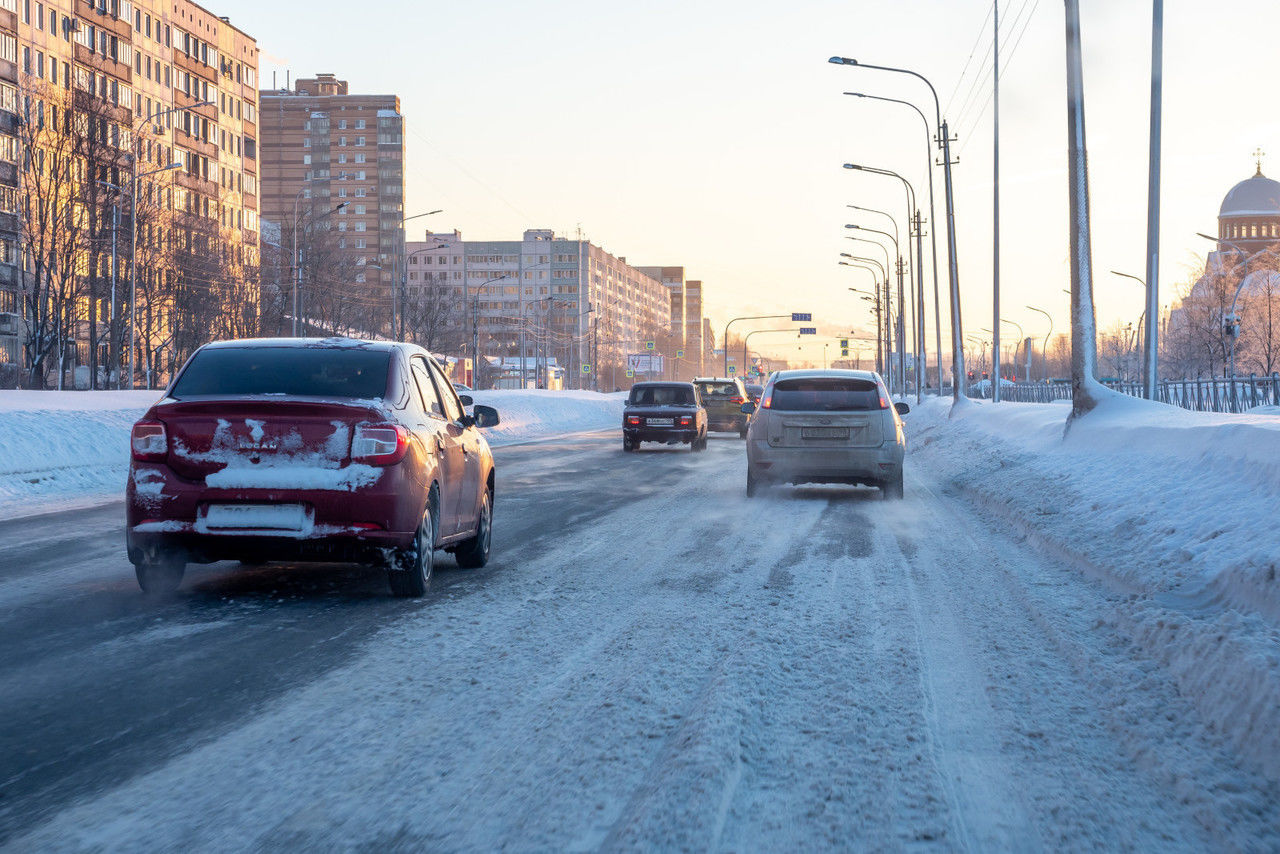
[[155, 398, 384, 481]]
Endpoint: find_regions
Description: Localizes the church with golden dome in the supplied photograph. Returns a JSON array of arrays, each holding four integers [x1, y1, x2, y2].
[[1166, 153, 1280, 378]]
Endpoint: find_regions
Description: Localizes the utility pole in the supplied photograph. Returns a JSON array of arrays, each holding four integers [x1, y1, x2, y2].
[[1142, 0, 1163, 399], [1065, 0, 1103, 418], [914, 210, 925, 402], [992, 0, 1002, 402]]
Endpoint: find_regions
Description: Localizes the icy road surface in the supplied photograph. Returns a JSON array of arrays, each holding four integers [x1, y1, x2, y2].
[[1, 429, 1276, 851]]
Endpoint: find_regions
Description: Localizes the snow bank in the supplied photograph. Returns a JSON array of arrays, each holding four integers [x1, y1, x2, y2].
[[0, 391, 161, 519], [466, 389, 625, 446], [906, 394, 1280, 779], [0, 389, 625, 520]]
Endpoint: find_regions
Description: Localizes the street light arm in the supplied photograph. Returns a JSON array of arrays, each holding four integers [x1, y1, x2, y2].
[[828, 57, 942, 132]]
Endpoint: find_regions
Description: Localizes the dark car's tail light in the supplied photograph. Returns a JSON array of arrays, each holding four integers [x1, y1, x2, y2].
[[627, 416, 641, 426], [679, 416, 692, 426], [131, 421, 168, 462], [352, 423, 409, 465], [730, 396, 745, 404]]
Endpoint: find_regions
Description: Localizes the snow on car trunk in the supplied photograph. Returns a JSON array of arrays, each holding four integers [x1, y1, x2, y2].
[[158, 399, 382, 488]]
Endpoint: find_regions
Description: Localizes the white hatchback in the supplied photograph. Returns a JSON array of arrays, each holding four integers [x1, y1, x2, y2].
[[741, 369, 908, 499]]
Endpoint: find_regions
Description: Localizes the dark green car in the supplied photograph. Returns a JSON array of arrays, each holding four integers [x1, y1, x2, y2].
[[693, 377, 751, 437]]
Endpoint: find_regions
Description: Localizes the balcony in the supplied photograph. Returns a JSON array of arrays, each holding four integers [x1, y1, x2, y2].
[[73, 44, 133, 84]]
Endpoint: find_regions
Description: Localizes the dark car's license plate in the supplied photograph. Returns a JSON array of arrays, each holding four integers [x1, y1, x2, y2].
[[801, 427, 849, 439], [646, 418, 674, 426]]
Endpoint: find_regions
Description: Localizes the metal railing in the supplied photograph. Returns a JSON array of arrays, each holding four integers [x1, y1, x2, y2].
[[985, 373, 1280, 414]]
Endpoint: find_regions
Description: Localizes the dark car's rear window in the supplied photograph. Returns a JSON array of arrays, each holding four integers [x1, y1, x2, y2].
[[697, 382, 738, 397], [770, 378, 881, 411], [171, 347, 391, 399], [629, 385, 695, 406]]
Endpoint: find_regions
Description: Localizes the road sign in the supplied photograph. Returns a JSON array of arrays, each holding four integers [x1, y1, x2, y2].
[[581, 364, 591, 374], [841, 349, 849, 357], [727, 365, 736, 375], [676, 349, 685, 359], [645, 341, 655, 350], [839, 338, 849, 348], [625, 369, 635, 378], [799, 327, 817, 335], [792, 312, 812, 322]]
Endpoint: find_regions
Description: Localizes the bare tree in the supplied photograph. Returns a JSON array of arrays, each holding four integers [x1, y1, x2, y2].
[[16, 81, 88, 388]]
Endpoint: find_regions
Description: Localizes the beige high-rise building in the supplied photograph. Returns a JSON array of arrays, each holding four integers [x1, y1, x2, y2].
[[13, 0, 260, 384], [260, 74, 404, 335]]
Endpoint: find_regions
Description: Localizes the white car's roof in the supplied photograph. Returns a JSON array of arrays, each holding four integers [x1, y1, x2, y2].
[[767, 368, 881, 383]]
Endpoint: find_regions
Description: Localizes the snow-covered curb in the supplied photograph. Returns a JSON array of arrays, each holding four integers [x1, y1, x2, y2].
[[0, 390, 624, 520], [906, 394, 1280, 781]]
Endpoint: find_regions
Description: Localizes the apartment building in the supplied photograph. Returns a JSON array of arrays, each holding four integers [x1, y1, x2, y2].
[[0, 0, 18, 373], [12, 0, 260, 384], [405, 229, 670, 388], [260, 74, 404, 332], [685, 279, 704, 375]]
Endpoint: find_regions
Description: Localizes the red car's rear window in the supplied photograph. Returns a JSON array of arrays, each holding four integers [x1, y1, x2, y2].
[[171, 347, 391, 400]]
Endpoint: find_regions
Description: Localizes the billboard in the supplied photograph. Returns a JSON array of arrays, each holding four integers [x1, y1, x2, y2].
[[627, 353, 665, 374]]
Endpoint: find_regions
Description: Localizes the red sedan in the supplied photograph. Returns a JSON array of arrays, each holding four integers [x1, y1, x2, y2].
[[126, 338, 499, 597]]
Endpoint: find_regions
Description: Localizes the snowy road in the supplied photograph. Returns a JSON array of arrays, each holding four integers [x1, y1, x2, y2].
[[2, 426, 1277, 851]]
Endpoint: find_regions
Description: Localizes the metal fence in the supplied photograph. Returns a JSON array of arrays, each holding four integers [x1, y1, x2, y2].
[[985, 373, 1280, 414]]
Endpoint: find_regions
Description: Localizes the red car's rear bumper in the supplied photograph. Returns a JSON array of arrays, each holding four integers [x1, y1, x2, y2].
[[126, 461, 422, 565]]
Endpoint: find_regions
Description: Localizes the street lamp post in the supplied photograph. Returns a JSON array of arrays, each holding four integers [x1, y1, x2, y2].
[[829, 56, 966, 401], [845, 94, 944, 393], [849, 286, 883, 375], [845, 165, 922, 401], [1026, 305, 1054, 382], [841, 251, 890, 376], [96, 180, 122, 388], [125, 100, 212, 388], [292, 200, 348, 337], [723, 314, 794, 376], [393, 210, 444, 340]]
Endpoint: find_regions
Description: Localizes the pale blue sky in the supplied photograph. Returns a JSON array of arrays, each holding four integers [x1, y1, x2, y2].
[[221, 0, 1280, 363]]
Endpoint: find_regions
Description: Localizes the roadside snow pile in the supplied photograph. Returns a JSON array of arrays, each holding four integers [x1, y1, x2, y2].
[[0, 391, 160, 519], [907, 394, 1280, 779], [0, 389, 624, 520], [466, 389, 624, 446]]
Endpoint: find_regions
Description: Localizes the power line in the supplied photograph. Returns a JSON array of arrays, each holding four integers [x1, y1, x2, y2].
[[956, 0, 1043, 154]]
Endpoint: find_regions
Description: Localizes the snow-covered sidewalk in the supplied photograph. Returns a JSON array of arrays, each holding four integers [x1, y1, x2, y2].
[[906, 394, 1280, 780], [0, 389, 624, 520]]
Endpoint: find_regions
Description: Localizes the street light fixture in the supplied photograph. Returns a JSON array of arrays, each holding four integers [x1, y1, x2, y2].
[[828, 56, 965, 401], [291, 201, 348, 336], [845, 164, 922, 400]]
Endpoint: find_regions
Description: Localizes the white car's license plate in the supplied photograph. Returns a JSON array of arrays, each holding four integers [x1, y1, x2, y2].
[[646, 418, 674, 426], [801, 427, 850, 439], [203, 503, 307, 531]]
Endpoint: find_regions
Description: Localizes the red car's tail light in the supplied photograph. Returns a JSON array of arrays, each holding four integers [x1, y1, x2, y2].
[[131, 421, 168, 462], [627, 416, 641, 426], [352, 423, 409, 465]]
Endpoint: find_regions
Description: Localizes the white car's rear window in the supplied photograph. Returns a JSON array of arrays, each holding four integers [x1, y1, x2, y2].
[[770, 378, 881, 411]]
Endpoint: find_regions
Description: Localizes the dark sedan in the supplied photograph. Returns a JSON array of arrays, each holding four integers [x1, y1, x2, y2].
[[622, 382, 708, 452]]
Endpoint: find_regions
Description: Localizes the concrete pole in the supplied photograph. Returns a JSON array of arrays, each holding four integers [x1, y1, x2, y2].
[[1142, 0, 1163, 399], [992, 0, 1002, 401]]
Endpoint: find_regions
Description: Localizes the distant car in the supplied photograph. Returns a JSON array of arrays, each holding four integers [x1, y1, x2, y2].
[[745, 383, 764, 403], [452, 382, 473, 392], [126, 338, 500, 598], [622, 382, 707, 452], [742, 369, 908, 499], [693, 377, 751, 437]]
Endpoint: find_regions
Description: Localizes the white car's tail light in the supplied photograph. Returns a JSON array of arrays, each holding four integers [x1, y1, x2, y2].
[[352, 423, 409, 466], [131, 421, 168, 462]]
